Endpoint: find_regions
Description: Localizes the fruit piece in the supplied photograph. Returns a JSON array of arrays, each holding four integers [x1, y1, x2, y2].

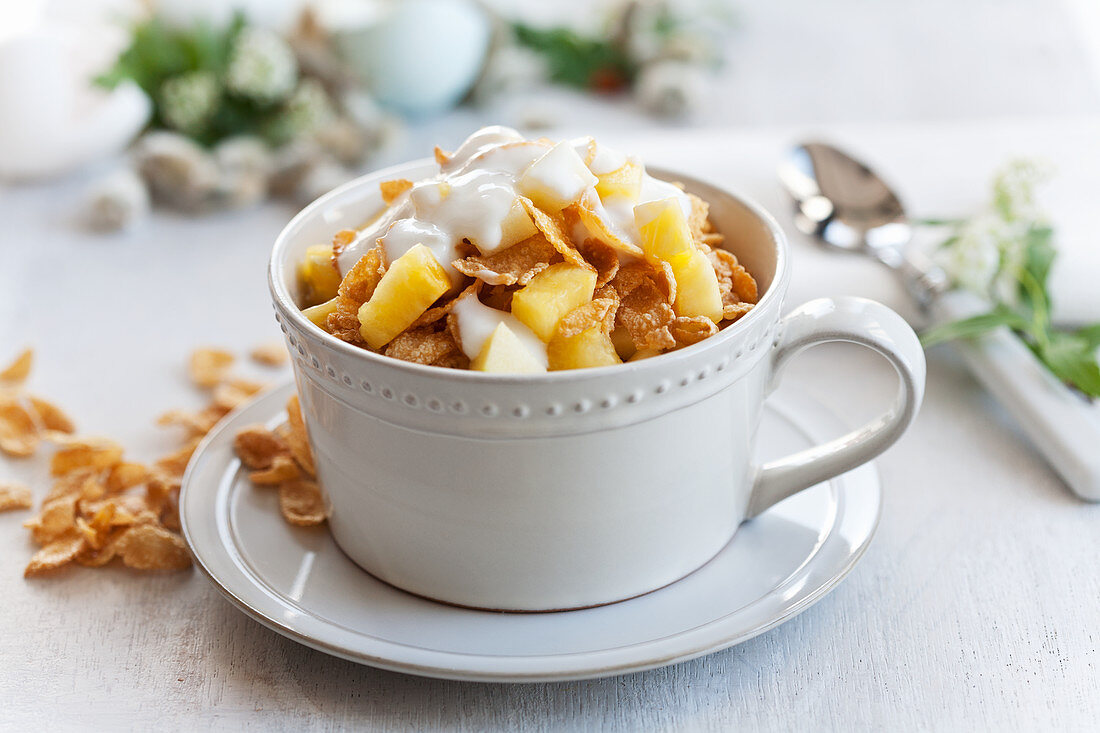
[[548, 327, 622, 371], [303, 297, 338, 328], [297, 244, 341, 306], [497, 198, 539, 250], [635, 198, 723, 323], [610, 326, 636, 361], [595, 159, 643, 200], [471, 322, 547, 374], [357, 244, 451, 349], [517, 142, 598, 211], [511, 263, 598, 342]]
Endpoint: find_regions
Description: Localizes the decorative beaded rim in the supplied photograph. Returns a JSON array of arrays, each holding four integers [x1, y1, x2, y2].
[[279, 308, 776, 421]]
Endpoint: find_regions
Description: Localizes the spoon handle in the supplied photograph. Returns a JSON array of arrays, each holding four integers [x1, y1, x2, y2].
[[930, 290, 1100, 501]]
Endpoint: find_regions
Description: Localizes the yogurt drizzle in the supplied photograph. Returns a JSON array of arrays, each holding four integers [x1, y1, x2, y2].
[[336, 126, 692, 280]]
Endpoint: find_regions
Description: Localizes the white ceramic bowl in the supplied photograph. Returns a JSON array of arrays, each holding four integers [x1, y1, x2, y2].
[[269, 161, 926, 611]]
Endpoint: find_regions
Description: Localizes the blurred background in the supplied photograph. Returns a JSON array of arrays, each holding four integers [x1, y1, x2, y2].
[[2, 0, 1098, 209]]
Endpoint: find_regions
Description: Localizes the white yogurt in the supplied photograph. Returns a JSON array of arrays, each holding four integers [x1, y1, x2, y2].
[[452, 293, 548, 367], [336, 125, 693, 278]]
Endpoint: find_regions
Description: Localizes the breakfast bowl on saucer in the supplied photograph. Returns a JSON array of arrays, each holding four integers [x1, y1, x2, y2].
[[267, 126, 926, 612]]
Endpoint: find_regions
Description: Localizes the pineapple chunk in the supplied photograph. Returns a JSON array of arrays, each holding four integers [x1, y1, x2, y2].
[[548, 326, 622, 371], [497, 197, 539, 251], [635, 197, 723, 323], [357, 244, 451, 349], [511, 263, 598, 342], [610, 326, 637, 361], [303, 297, 339, 328], [595, 159, 643, 200], [628, 348, 662, 362], [471, 322, 547, 374], [517, 142, 598, 211], [298, 244, 341, 306]]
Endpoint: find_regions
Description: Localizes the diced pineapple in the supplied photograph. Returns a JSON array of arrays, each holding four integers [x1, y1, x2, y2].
[[511, 263, 598, 342], [298, 244, 341, 306], [628, 348, 662, 362], [595, 159, 643, 200], [357, 244, 451, 349], [673, 249, 724, 322], [548, 326, 622, 371], [497, 198, 538, 250], [517, 142, 598, 211], [471, 322, 547, 374], [610, 326, 637, 361], [303, 297, 338, 328], [635, 197, 724, 323]]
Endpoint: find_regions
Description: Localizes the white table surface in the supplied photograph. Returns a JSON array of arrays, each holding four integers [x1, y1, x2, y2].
[[2, 116, 1099, 731], [3, 0, 1100, 727]]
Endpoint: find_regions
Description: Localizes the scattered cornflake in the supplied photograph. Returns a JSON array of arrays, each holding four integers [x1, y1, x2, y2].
[[249, 454, 300, 485], [233, 395, 325, 527], [233, 425, 289, 470], [27, 396, 75, 434], [189, 348, 235, 388], [50, 438, 124, 476], [249, 343, 289, 367], [114, 524, 191, 570], [24, 531, 84, 577], [0, 400, 39, 457], [278, 480, 325, 526], [380, 178, 413, 204], [0, 482, 32, 512], [0, 348, 33, 383]]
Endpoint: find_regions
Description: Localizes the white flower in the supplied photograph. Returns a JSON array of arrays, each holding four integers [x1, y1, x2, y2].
[[634, 59, 705, 118], [227, 27, 298, 105], [991, 159, 1052, 222], [160, 71, 219, 135], [279, 79, 336, 139]]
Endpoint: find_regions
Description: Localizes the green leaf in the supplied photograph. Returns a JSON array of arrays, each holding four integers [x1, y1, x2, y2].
[[512, 22, 634, 91], [1038, 332, 1100, 397], [1077, 323, 1100, 350], [920, 306, 1029, 347], [1022, 224, 1056, 291]]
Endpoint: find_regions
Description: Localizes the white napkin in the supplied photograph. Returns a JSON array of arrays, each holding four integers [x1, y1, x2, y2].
[[565, 117, 1100, 325]]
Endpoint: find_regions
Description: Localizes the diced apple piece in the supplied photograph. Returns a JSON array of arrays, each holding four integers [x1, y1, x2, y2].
[[595, 159, 643, 200], [298, 244, 341, 306], [471, 322, 547, 374], [548, 327, 622, 371], [498, 198, 539, 250], [517, 141, 598, 211], [635, 197, 724, 323], [511, 263, 598, 342], [303, 297, 339, 328], [357, 244, 451, 349]]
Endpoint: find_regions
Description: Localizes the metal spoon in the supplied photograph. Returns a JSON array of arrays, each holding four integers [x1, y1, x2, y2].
[[779, 141, 1100, 501], [779, 141, 949, 308]]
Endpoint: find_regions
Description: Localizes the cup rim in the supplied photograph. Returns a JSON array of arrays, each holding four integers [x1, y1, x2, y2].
[[269, 158, 789, 384]]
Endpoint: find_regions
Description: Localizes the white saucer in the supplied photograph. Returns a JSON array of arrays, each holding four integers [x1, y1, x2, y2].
[[181, 381, 880, 683]]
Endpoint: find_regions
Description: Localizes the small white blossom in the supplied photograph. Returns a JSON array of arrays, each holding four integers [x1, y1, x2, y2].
[[227, 27, 298, 105], [634, 59, 705, 118], [278, 79, 336, 141], [160, 71, 219, 135], [991, 159, 1053, 222]]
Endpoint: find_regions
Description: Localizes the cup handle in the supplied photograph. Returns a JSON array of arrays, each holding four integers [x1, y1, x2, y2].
[[746, 296, 927, 518]]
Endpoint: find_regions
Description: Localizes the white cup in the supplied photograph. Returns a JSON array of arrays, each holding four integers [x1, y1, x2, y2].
[[269, 161, 926, 612]]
